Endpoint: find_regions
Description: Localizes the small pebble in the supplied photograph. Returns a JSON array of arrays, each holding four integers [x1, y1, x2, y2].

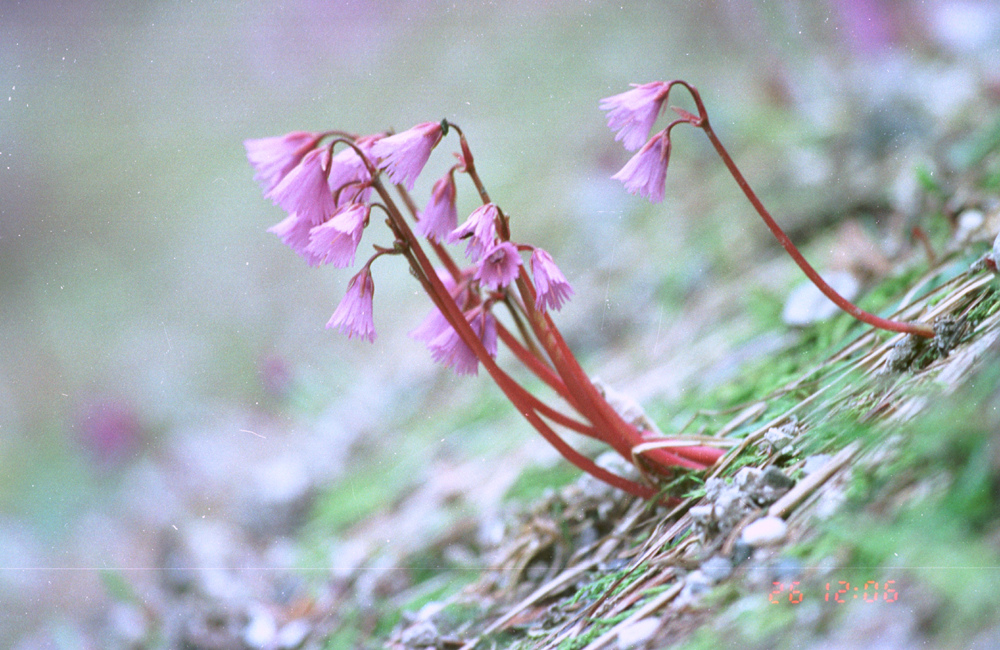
[[733, 467, 760, 491], [276, 619, 310, 649], [675, 570, 713, 608], [760, 466, 795, 490], [243, 607, 277, 649], [731, 542, 753, 566], [700, 555, 733, 582], [762, 427, 795, 455], [741, 516, 788, 546], [954, 209, 984, 245], [616, 617, 660, 649], [782, 272, 860, 326], [400, 619, 439, 647], [688, 505, 714, 525]]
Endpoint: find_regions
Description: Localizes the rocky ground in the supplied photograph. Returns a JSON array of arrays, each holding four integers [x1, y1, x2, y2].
[[16, 190, 1000, 649]]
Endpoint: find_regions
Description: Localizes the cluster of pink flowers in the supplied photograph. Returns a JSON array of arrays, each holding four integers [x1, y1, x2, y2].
[[245, 95, 728, 500], [245, 120, 573, 374]]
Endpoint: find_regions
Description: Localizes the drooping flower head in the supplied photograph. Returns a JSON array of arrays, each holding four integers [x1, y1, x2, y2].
[[266, 147, 337, 226], [245, 131, 323, 193], [369, 121, 444, 190], [305, 202, 369, 268], [449, 202, 498, 262], [611, 129, 671, 203], [600, 81, 672, 151], [424, 306, 497, 376], [475, 241, 522, 291], [416, 171, 458, 241], [530, 248, 574, 311], [327, 265, 376, 342]]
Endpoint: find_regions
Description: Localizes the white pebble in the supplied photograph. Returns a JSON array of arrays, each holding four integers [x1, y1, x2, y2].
[[741, 516, 788, 546]]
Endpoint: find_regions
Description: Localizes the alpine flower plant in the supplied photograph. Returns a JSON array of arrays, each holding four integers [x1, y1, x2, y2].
[[245, 79, 935, 500]]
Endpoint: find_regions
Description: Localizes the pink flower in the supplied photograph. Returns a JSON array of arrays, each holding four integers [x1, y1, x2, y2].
[[245, 131, 322, 193], [424, 307, 497, 376], [416, 172, 458, 241], [410, 268, 472, 344], [475, 241, 522, 291], [410, 306, 452, 347], [305, 203, 368, 268], [266, 147, 337, 226], [600, 81, 671, 151], [530, 248, 574, 311], [369, 121, 443, 190], [327, 266, 376, 342], [611, 130, 671, 203], [449, 203, 498, 262], [268, 213, 325, 266]]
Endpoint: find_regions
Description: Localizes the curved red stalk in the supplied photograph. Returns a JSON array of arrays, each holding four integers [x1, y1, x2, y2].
[[671, 81, 934, 339]]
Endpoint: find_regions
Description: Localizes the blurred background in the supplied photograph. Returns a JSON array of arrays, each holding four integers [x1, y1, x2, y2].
[[2, 0, 999, 645]]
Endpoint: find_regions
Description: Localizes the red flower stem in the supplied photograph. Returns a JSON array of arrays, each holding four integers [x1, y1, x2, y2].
[[496, 324, 572, 400], [371, 178, 652, 496], [522, 408, 655, 498], [643, 443, 725, 467], [529, 279, 717, 471], [381, 129, 717, 487], [447, 124, 491, 205], [511, 269, 636, 455], [669, 81, 934, 339], [507, 264, 710, 472], [412, 247, 650, 495], [499, 293, 546, 361], [508, 381, 602, 439]]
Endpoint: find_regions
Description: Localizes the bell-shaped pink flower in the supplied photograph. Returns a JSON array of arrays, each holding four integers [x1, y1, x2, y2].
[[416, 172, 458, 241], [327, 266, 376, 342], [268, 213, 325, 266], [245, 131, 322, 193], [449, 202, 498, 262], [530, 248, 574, 311], [611, 130, 671, 203], [475, 241, 522, 291], [424, 307, 497, 376], [305, 203, 368, 268], [266, 147, 337, 226], [369, 122, 443, 190], [600, 81, 671, 151]]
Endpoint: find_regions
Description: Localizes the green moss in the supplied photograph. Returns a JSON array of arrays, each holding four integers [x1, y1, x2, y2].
[[307, 461, 417, 535]]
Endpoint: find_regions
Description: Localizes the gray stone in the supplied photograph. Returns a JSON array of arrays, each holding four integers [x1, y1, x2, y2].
[[700, 555, 733, 582]]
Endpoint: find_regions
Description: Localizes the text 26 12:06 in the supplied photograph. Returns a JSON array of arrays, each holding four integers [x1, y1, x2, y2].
[[769, 581, 899, 604]]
